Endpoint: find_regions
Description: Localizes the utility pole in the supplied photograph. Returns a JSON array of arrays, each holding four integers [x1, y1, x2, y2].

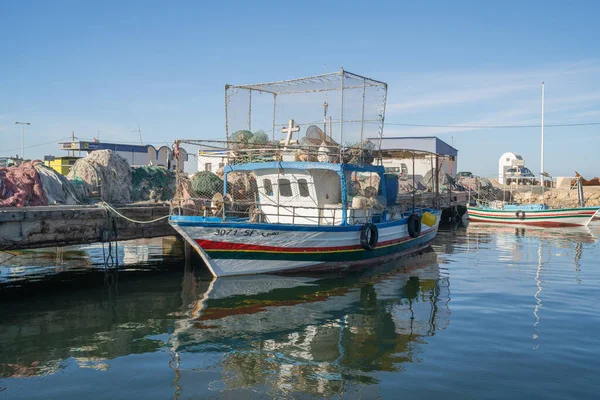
[[14, 121, 31, 159]]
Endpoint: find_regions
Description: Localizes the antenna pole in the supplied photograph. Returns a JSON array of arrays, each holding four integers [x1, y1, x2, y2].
[[14, 122, 30, 159], [323, 63, 328, 135], [72, 130, 75, 157], [339, 68, 344, 152]]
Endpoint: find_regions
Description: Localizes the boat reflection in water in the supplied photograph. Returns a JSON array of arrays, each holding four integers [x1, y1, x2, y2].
[[171, 251, 450, 396], [462, 222, 596, 351], [0, 250, 449, 398]]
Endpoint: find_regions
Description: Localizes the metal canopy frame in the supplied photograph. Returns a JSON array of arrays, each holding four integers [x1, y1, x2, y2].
[[227, 70, 386, 95], [224, 69, 388, 156]]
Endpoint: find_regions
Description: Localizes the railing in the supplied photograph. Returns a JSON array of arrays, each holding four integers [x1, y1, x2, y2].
[[171, 198, 432, 226]]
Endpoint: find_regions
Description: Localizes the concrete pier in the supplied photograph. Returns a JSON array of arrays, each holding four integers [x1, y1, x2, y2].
[[0, 204, 173, 251]]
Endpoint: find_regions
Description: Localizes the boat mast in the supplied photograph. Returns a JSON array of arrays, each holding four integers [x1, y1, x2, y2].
[[541, 82, 545, 192]]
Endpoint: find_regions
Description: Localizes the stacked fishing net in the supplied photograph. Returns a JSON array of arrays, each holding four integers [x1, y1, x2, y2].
[[0, 161, 85, 207], [0, 161, 47, 207], [459, 176, 512, 202], [68, 150, 132, 204], [231, 130, 270, 148], [182, 169, 257, 217], [230, 130, 273, 163], [347, 172, 385, 211], [398, 179, 426, 193], [132, 165, 176, 202], [422, 170, 455, 192], [35, 164, 81, 205], [191, 171, 224, 198]]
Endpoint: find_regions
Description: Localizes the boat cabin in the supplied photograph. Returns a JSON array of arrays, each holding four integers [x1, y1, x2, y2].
[[224, 161, 398, 226]]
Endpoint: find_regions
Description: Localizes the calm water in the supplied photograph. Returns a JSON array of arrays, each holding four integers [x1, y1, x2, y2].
[[1, 224, 599, 399]]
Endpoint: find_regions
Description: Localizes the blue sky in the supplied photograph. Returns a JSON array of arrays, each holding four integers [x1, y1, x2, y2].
[[1, 0, 599, 177]]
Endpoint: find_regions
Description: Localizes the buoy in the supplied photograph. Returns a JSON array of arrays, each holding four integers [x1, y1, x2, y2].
[[421, 211, 437, 227]]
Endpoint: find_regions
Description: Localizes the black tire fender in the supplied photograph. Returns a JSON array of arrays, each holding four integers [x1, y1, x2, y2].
[[515, 210, 526, 219], [407, 213, 422, 238], [360, 223, 379, 251]]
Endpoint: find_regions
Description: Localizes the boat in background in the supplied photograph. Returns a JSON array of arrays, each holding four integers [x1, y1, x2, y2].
[[467, 82, 600, 227], [467, 203, 599, 227]]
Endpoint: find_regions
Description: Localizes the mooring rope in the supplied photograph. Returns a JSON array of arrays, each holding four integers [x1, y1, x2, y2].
[[98, 202, 171, 224]]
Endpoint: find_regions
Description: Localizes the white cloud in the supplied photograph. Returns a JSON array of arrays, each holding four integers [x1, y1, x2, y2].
[[385, 60, 600, 115], [569, 110, 600, 118], [387, 83, 535, 112]]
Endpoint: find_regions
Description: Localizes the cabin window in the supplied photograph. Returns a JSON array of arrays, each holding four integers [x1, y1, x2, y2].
[[205, 163, 212, 172], [218, 162, 225, 168], [263, 179, 274, 196], [278, 179, 293, 197], [298, 179, 310, 197]]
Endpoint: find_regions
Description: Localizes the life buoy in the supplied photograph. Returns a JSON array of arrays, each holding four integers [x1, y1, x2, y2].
[[515, 210, 526, 219], [360, 223, 379, 251], [407, 213, 421, 238]]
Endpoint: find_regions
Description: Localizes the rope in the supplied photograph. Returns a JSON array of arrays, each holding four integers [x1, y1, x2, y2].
[[98, 201, 171, 224]]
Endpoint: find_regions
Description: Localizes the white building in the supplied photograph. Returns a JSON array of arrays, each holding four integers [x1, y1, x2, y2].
[[197, 149, 228, 173], [59, 140, 188, 171], [498, 152, 525, 184], [374, 136, 458, 181]]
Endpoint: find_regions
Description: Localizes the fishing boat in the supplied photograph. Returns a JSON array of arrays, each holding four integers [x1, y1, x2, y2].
[[169, 70, 442, 277], [467, 83, 600, 227], [467, 204, 598, 227]]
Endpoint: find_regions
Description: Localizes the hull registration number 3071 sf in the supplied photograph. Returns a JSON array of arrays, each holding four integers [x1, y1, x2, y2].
[[213, 229, 280, 238]]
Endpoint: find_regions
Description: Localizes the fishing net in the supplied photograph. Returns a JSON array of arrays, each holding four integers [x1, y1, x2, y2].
[[225, 70, 386, 162], [69, 178, 89, 203], [34, 164, 80, 205], [398, 179, 426, 193], [248, 130, 269, 146], [132, 165, 176, 202], [0, 161, 48, 207], [68, 150, 132, 204], [422, 170, 454, 190], [191, 171, 224, 199], [459, 176, 512, 203]]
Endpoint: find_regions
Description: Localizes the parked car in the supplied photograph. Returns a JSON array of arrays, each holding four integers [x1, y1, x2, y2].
[[505, 167, 538, 185], [385, 163, 409, 179], [456, 171, 474, 179]]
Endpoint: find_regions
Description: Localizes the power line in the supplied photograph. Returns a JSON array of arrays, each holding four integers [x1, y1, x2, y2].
[[0, 137, 72, 155], [380, 121, 600, 129]]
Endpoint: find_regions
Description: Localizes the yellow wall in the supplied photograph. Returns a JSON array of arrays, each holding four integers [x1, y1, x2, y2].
[[44, 158, 78, 175]]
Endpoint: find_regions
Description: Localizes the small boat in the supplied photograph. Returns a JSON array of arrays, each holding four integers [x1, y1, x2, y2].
[[467, 83, 600, 228], [467, 203, 599, 227]]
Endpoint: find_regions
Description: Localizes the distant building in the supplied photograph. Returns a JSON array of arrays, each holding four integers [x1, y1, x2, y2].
[[498, 152, 525, 184], [197, 149, 228, 174], [43, 155, 80, 175], [374, 136, 458, 180], [58, 140, 187, 171]]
